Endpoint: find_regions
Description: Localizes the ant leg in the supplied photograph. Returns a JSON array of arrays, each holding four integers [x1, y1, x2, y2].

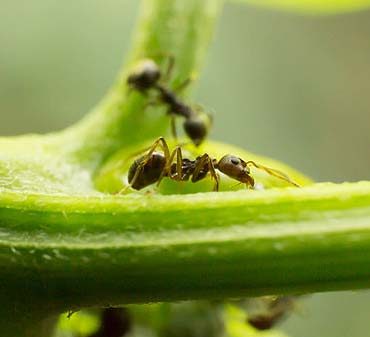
[[161, 54, 192, 93], [229, 182, 248, 191], [156, 146, 183, 187], [128, 136, 171, 162], [170, 115, 178, 141], [173, 78, 192, 94], [162, 54, 175, 83], [191, 154, 208, 182], [192, 154, 219, 190], [119, 163, 144, 194], [145, 136, 171, 164], [245, 174, 255, 189], [246, 161, 300, 187], [208, 158, 220, 192], [174, 146, 184, 181], [164, 146, 183, 181]]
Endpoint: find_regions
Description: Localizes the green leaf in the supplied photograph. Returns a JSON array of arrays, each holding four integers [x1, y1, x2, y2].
[[230, 0, 370, 14]]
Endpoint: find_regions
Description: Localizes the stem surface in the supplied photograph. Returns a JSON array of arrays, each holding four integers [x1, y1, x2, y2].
[[0, 1, 223, 335], [64, 0, 223, 169], [3, 182, 370, 313]]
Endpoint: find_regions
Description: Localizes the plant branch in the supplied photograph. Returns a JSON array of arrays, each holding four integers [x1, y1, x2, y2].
[[3, 181, 370, 314], [3, 0, 370, 336], [0, 1, 224, 335], [62, 0, 223, 170]]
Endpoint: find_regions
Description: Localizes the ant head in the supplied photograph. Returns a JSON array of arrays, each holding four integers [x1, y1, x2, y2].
[[183, 112, 212, 146], [128, 151, 166, 190], [127, 59, 161, 91], [217, 155, 254, 186]]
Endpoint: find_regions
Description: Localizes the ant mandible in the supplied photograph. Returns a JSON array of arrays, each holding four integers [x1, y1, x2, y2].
[[126, 137, 300, 191], [127, 58, 212, 146]]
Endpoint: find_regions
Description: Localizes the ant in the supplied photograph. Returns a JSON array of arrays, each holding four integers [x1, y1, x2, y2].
[[126, 137, 299, 191], [246, 296, 296, 331], [87, 308, 131, 337], [127, 58, 212, 146]]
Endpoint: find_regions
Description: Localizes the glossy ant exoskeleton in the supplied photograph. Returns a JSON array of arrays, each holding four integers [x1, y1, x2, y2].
[[127, 58, 212, 146], [126, 137, 299, 191]]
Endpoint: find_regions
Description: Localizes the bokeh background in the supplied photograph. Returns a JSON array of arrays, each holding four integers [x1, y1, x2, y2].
[[1, 1, 370, 336]]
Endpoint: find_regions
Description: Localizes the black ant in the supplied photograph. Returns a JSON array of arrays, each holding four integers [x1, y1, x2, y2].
[[246, 296, 296, 331], [127, 58, 212, 146], [126, 137, 299, 191], [87, 308, 131, 337]]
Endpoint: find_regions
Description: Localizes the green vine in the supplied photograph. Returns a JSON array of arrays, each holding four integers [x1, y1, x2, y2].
[[2, 0, 370, 336]]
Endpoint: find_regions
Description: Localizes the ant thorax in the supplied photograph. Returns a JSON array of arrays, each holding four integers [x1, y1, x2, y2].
[[155, 85, 192, 118], [168, 158, 195, 181]]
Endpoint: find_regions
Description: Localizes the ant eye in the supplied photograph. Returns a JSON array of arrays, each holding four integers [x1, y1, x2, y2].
[[230, 157, 240, 165]]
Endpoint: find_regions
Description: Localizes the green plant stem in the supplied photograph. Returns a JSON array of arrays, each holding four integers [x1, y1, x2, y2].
[[3, 0, 370, 335], [0, 1, 224, 335], [0, 309, 56, 337], [63, 0, 223, 169], [0, 0, 222, 196], [3, 181, 370, 314]]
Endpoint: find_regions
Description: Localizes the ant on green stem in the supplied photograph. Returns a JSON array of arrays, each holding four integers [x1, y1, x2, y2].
[[127, 58, 212, 146], [126, 137, 300, 191]]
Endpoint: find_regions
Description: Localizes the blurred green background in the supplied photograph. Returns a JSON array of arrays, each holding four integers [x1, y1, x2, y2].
[[1, 1, 370, 336]]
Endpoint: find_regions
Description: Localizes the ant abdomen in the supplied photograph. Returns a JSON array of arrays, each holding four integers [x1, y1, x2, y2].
[[183, 114, 212, 147], [127, 152, 166, 190]]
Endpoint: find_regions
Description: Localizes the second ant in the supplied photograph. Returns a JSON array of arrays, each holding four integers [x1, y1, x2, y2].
[[127, 58, 212, 146]]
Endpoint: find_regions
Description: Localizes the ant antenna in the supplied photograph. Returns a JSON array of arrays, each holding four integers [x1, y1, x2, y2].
[[246, 161, 300, 187]]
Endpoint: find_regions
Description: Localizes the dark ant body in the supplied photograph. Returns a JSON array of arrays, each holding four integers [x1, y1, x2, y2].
[[247, 296, 295, 331], [127, 59, 212, 146], [87, 308, 131, 337], [126, 137, 299, 191]]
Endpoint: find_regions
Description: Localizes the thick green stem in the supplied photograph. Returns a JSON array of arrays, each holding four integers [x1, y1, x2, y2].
[[3, 182, 370, 314], [4, 0, 370, 335], [62, 0, 222, 169], [0, 306, 57, 337], [0, 0, 224, 335]]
